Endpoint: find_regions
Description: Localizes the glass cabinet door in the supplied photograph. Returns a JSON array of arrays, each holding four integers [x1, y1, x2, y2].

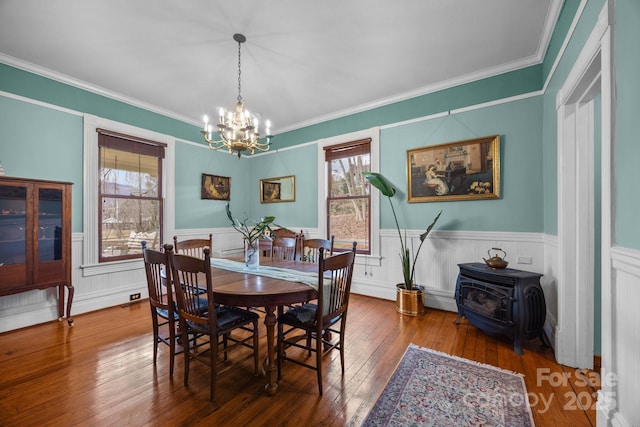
[[0, 184, 27, 266], [37, 188, 63, 262]]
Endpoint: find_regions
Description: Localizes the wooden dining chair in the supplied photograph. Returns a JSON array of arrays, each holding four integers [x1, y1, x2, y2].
[[272, 228, 303, 260], [169, 247, 260, 402], [271, 237, 297, 261], [142, 243, 179, 377], [258, 237, 274, 257], [300, 235, 335, 263], [173, 234, 213, 259], [277, 242, 357, 395]]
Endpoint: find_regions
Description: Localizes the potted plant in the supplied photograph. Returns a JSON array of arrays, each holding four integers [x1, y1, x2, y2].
[[363, 171, 442, 315], [226, 203, 276, 268]]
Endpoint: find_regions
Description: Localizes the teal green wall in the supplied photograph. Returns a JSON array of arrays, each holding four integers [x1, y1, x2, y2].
[[615, 0, 640, 249], [0, 96, 84, 231], [0, 64, 198, 143], [243, 96, 544, 233], [541, 0, 606, 236], [247, 144, 318, 228], [0, 58, 547, 236], [540, 0, 640, 251], [378, 97, 543, 231], [274, 66, 541, 150], [543, 0, 583, 81], [174, 142, 254, 229]]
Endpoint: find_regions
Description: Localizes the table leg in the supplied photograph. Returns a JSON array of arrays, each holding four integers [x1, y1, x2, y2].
[[263, 305, 278, 396]]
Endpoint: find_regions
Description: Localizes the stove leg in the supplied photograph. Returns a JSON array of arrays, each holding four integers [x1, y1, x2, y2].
[[514, 336, 523, 355], [539, 332, 551, 348], [454, 313, 463, 325]]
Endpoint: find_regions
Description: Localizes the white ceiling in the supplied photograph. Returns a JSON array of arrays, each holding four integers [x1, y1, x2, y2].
[[0, 0, 560, 135]]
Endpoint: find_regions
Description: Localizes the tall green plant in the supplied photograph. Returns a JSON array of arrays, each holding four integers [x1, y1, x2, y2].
[[363, 171, 442, 290]]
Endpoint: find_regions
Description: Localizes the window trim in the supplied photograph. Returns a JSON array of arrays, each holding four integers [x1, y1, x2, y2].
[[82, 114, 175, 275], [317, 127, 380, 259]]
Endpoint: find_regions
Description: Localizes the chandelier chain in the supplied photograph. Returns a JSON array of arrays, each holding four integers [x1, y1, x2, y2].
[[237, 40, 242, 102]]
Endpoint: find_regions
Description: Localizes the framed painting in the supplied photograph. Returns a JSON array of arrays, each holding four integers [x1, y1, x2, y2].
[[201, 173, 230, 200], [407, 135, 500, 202], [260, 175, 295, 203]]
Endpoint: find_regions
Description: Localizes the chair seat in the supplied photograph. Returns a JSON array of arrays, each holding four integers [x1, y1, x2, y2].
[[281, 303, 341, 325], [156, 307, 179, 321], [216, 306, 260, 330], [156, 296, 208, 320], [282, 303, 316, 323], [186, 306, 259, 334]]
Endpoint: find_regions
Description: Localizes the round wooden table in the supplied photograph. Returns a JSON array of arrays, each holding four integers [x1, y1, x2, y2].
[[210, 258, 317, 395]]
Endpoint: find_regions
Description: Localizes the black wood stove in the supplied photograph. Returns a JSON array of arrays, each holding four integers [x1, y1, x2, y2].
[[455, 263, 547, 355]]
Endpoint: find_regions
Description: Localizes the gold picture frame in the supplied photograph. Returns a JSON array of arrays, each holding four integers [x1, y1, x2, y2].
[[201, 173, 230, 200], [407, 135, 500, 202], [260, 175, 295, 203]]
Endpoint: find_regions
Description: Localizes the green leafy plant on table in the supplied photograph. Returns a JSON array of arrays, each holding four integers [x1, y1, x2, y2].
[[226, 203, 277, 265], [363, 171, 442, 290]]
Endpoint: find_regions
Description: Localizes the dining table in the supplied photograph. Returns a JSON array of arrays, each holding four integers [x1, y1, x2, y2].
[[208, 256, 318, 396]]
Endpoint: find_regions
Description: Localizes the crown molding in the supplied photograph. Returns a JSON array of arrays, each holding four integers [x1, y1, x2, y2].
[[0, 52, 201, 128]]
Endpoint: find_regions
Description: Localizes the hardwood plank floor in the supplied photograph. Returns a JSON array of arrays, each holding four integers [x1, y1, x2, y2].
[[0, 295, 597, 426]]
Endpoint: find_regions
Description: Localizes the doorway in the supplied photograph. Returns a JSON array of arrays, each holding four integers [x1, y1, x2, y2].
[[555, 3, 613, 369]]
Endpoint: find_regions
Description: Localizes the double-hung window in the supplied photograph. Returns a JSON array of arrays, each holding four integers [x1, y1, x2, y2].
[[98, 129, 164, 262], [324, 138, 371, 254]]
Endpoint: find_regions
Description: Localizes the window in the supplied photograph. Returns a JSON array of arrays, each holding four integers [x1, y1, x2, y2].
[[98, 129, 165, 262], [83, 114, 175, 275], [324, 138, 371, 254]]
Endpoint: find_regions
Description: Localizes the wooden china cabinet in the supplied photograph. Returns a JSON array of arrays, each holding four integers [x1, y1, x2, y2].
[[0, 176, 74, 326]]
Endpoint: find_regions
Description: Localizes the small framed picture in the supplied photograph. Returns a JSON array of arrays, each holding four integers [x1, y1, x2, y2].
[[201, 174, 230, 200], [407, 135, 500, 202], [260, 175, 296, 203]]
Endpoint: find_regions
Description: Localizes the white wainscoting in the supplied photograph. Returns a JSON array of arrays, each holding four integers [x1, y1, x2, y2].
[[350, 229, 545, 314], [0, 228, 546, 334], [607, 247, 640, 427]]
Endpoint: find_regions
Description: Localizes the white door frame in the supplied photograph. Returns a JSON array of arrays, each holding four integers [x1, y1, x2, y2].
[[555, 1, 613, 371]]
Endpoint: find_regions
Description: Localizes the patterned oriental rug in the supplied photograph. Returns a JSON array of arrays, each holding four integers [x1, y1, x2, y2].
[[361, 344, 535, 426]]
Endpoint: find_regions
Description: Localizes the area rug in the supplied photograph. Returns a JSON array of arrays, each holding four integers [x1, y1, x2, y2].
[[361, 344, 534, 426]]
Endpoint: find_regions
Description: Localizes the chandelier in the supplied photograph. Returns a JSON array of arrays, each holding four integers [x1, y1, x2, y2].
[[202, 33, 271, 158]]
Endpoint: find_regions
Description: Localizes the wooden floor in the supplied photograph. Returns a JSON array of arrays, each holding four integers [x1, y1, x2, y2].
[[0, 295, 598, 426]]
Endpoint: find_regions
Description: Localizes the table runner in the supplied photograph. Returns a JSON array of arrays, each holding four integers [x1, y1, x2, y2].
[[210, 258, 320, 289], [211, 258, 335, 321]]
